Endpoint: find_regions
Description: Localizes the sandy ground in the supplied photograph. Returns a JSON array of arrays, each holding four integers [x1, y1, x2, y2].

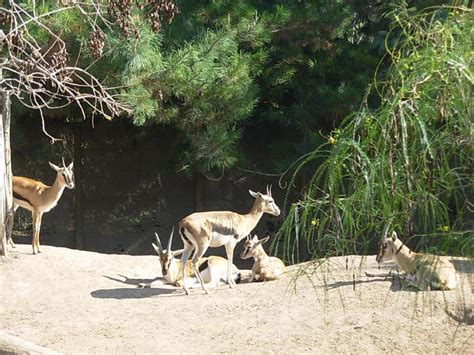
[[0, 244, 472, 354]]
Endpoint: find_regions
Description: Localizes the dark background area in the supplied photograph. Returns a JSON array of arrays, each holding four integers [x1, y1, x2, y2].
[[10, 115, 293, 268]]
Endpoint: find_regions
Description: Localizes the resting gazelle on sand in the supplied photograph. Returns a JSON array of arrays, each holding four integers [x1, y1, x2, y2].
[[138, 228, 241, 289], [240, 234, 286, 282], [367, 231, 457, 291]]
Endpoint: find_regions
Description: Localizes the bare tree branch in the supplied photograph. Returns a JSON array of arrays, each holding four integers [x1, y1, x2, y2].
[[0, 1, 132, 141]]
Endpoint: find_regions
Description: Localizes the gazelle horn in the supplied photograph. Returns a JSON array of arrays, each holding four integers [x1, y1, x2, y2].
[[62, 156, 66, 167], [167, 226, 175, 251], [266, 184, 272, 197], [154, 232, 163, 254]]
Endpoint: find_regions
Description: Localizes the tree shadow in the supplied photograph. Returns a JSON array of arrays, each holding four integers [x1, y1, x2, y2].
[[90, 286, 179, 299], [325, 273, 425, 292], [326, 277, 391, 290], [445, 305, 474, 325]]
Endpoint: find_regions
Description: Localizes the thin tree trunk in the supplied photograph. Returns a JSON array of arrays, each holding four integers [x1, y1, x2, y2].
[[4, 92, 13, 248], [0, 90, 12, 257], [73, 123, 85, 250]]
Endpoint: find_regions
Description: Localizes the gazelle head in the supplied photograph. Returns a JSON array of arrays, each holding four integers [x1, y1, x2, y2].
[[49, 157, 74, 189], [240, 234, 270, 260], [152, 228, 183, 277], [249, 185, 281, 216], [376, 231, 401, 263]]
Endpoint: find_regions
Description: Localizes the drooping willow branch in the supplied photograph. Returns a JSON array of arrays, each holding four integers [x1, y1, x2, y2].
[[274, 5, 473, 262]]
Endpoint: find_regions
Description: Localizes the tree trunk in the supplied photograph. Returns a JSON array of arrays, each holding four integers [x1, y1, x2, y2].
[[73, 122, 85, 250], [0, 90, 13, 257]]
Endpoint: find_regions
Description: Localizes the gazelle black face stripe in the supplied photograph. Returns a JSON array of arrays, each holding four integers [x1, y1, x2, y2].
[[62, 168, 74, 187], [63, 172, 70, 185], [395, 242, 404, 255]]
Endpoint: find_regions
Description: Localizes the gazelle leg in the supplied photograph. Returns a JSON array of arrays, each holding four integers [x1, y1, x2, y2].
[[191, 241, 210, 294], [31, 212, 38, 254], [180, 244, 194, 295], [7, 237, 15, 249], [35, 212, 43, 253], [224, 243, 236, 288], [192, 263, 208, 294], [138, 277, 165, 288]]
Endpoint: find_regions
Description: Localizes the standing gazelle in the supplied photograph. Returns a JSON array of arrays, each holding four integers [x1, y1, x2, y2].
[[11, 158, 74, 254], [178, 185, 280, 295]]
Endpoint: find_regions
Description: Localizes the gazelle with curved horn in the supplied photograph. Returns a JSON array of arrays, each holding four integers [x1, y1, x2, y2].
[[139, 228, 241, 289], [10, 158, 74, 254], [178, 185, 280, 295]]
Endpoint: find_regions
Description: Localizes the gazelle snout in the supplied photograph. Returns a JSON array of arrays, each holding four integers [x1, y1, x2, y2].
[[265, 198, 280, 216], [160, 254, 171, 276], [272, 205, 281, 216], [63, 167, 75, 189]]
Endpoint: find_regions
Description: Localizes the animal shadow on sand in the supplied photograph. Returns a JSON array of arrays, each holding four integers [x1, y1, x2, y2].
[[103, 274, 158, 286], [325, 277, 393, 291], [325, 262, 407, 291], [325, 273, 428, 292], [91, 274, 180, 299]]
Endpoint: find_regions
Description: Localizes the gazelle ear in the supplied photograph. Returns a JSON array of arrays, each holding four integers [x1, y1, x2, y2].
[[249, 190, 260, 198], [152, 243, 161, 256], [68, 162, 74, 170], [49, 162, 61, 172], [259, 236, 270, 245], [391, 231, 398, 241], [173, 249, 184, 257]]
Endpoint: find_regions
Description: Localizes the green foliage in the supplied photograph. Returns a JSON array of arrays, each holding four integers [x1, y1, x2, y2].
[[276, 4, 473, 262], [113, 25, 259, 173], [98, 0, 394, 174], [9, 0, 462, 179]]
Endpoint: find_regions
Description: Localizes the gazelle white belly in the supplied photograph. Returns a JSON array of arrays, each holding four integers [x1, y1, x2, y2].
[[38, 200, 59, 213], [209, 232, 234, 247]]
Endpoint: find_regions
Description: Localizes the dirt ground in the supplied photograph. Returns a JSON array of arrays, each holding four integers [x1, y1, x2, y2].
[[0, 244, 472, 354]]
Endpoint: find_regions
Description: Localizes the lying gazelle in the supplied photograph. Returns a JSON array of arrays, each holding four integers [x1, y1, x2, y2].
[[366, 231, 457, 290], [179, 185, 280, 295], [10, 158, 74, 254], [138, 229, 241, 289], [240, 234, 286, 282]]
